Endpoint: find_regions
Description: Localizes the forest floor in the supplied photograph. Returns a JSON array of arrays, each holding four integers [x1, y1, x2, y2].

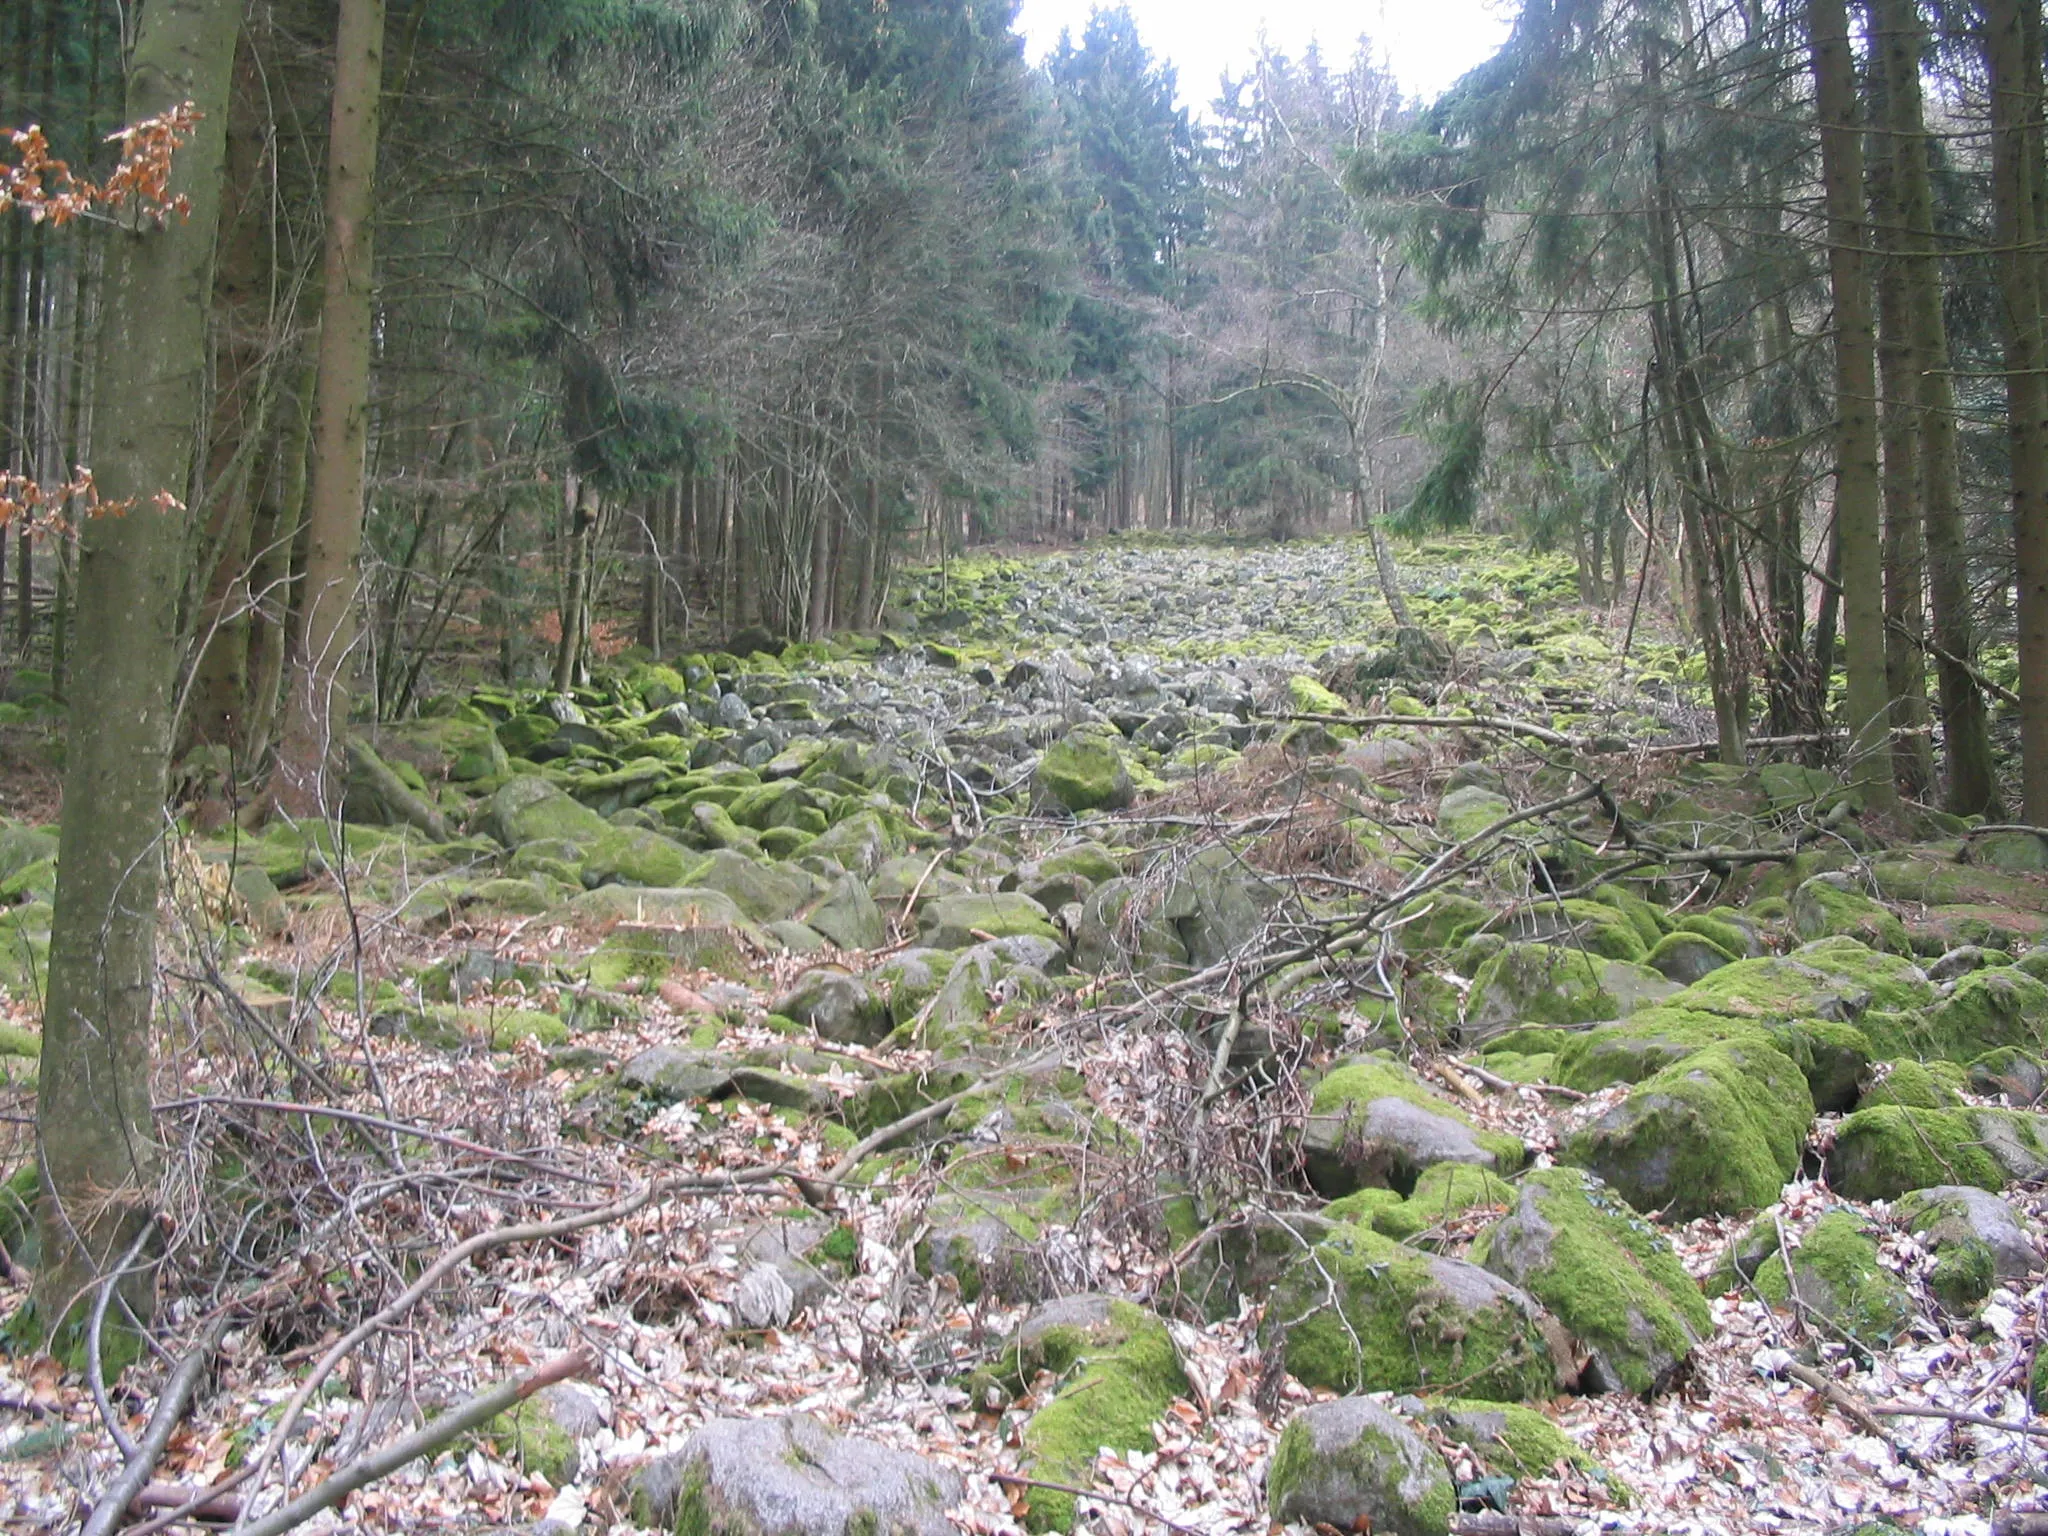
[[0, 531, 2043, 1536]]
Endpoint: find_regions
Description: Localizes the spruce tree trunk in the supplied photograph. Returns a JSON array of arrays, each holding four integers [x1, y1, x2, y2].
[[1877, 0, 1998, 814], [274, 0, 386, 816], [1867, 76, 1935, 798], [34, 0, 241, 1339], [1810, 0, 1897, 814], [1986, 0, 2048, 821]]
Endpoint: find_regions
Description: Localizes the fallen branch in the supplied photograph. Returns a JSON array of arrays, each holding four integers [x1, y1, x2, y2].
[[80, 1317, 227, 1536], [1457, 1057, 1586, 1102], [1993, 1513, 2048, 1536], [1269, 710, 1582, 749], [1865, 1400, 2048, 1440], [232, 1348, 591, 1536], [1450, 1515, 1597, 1536], [989, 1470, 1207, 1536]]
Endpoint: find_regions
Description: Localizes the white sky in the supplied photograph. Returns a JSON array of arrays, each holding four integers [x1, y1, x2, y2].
[[1014, 0, 1520, 113]]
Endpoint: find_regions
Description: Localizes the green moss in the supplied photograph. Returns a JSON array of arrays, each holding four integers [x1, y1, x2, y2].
[[1272, 1224, 1560, 1402], [1858, 1059, 1964, 1110], [1324, 1186, 1419, 1234], [482, 1396, 578, 1485], [1265, 1409, 1453, 1536], [1562, 1041, 1813, 1220], [1586, 886, 1671, 947], [1790, 879, 1911, 955], [1466, 944, 1666, 1030], [1016, 1303, 1188, 1532], [1034, 730, 1134, 814], [1823, 1104, 2005, 1199], [1918, 968, 2048, 1062], [1676, 912, 1751, 957], [1468, 1167, 1708, 1394], [488, 1009, 570, 1050], [1750, 1211, 1911, 1348], [1929, 1238, 1997, 1312], [1430, 1400, 1593, 1480]]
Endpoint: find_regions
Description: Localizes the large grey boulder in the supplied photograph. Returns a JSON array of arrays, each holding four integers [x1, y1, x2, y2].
[[635, 1414, 960, 1536], [1266, 1397, 1454, 1536]]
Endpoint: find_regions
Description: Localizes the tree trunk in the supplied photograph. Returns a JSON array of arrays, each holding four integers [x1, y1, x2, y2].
[[1873, 0, 1998, 813], [34, 0, 241, 1343], [553, 476, 598, 692], [272, 0, 386, 817], [1866, 64, 1935, 798], [1810, 0, 1897, 813], [1986, 0, 2048, 820]]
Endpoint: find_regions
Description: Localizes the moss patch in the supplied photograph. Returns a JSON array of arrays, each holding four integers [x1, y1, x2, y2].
[[1270, 1224, 1560, 1402]]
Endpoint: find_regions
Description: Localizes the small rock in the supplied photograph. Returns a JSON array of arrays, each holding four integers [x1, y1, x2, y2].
[[635, 1415, 960, 1536], [1266, 1397, 1455, 1536]]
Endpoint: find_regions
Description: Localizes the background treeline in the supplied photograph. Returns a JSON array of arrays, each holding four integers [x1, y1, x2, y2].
[[5, 0, 2048, 823]]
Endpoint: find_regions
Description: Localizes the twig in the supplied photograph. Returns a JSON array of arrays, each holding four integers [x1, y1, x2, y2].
[[989, 1471, 1207, 1536], [154, 1094, 610, 1185], [86, 1223, 157, 1462], [232, 1349, 590, 1536], [80, 1317, 227, 1536], [1778, 1360, 1928, 1469], [1865, 1401, 2048, 1440], [1457, 1057, 1586, 1101]]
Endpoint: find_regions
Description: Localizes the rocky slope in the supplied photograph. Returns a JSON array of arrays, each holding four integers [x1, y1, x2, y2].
[[1, 532, 2044, 1536]]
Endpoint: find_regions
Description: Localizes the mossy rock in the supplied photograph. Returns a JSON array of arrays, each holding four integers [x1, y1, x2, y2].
[[1435, 784, 1514, 844], [1033, 729, 1135, 814], [480, 1393, 580, 1484], [1916, 967, 2048, 1062], [916, 891, 1060, 951], [1790, 877, 1912, 956], [1397, 892, 1491, 955], [1465, 943, 1673, 1036], [1746, 1211, 1913, 1348], [1556, 1010, 1871, 1111], [1413, 1399, 1598, 1481], [1001, 1299, 1188, 1532], [1824, 1103, 2048, 1199], [1265, 1397, 1454, 1536], [1561, 1041, 1813, 1220], [1495, 899, 1651, 963], [1470, 1167, 1709, 1395], [1268, 1223, 1563, 1402], [1646, 930, 1736, 984], [1301, 1056, 1525, 1197], [1856, 1059, 1966, 1111]]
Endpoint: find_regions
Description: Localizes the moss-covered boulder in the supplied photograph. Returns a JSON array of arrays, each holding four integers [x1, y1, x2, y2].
[[487, 775, 611, 848], [1470, 1167, 1709, 1395], [1897, 1185, 2040, 1291], [1791, 876, 1912, 955], [691, 849, 826, 924], [1033, 729, 1135, 814], [1561, 1040, 1813, 1219], [1824, 1103, 2048, 1199], [1465, 943, 1674, 1036], [1646, 930, 1736, 983], [1917, 967, 2048, 1062], [1266, 1397, 1454, 1536], [1497, 899, 1651, 963], [1301, 1056, 1525, 1198], [1268, 1223, 1565, 1401], [769, 967, 890, 1044], [917, 891, 1061, 951], [633, 1414, 961, 1536], [1743, 1211, 1913, 1348], [1856, 1059, 1965, 1111], [1409, 1399, 1597, 1483], [992, 1298, 1187, 1532], [1436, 783, 1514, 844]]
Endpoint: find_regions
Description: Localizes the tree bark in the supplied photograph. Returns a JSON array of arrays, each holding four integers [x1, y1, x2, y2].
[[272, 0, 386, 817], [1986, 0, 2048, 821], [1866, 60, 1935, 798], [34, 0, 242, 1340], [1877, 0, 1999, 814], [1810, 0, 1897, 813]]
